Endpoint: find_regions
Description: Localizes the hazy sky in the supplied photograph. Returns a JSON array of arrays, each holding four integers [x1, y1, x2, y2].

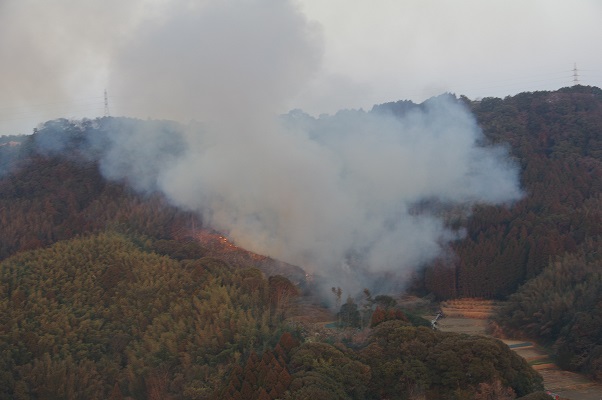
[[1, 0, 601, 135]]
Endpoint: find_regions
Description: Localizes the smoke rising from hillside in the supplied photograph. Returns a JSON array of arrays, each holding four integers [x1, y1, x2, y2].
[[98, 104, 522, 294], [23, 0, 523, 294], [109, 0, 323, 124], [96, 0, 524, 294]]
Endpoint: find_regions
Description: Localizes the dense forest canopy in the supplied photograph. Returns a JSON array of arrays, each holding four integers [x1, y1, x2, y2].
[[492, 238, 602, 380], [0, 233, 542, 398], [413, 86, 602, 299], [0, 233, 290, 398], [2, 85, 602, 398]]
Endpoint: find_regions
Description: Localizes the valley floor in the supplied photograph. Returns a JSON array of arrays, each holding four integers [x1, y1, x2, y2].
[[434, 299, 602, 400]]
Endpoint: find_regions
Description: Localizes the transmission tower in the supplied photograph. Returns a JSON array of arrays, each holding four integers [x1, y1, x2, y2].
[[572, 63, 580, 86], [104, 89, 110, 117]]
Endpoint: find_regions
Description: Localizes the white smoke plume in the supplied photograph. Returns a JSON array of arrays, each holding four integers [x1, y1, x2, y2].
[[98, 0, 522, 294], [99, 104, 522, 295], [109, 0, 322, 125], [12, 0, 523, 294]]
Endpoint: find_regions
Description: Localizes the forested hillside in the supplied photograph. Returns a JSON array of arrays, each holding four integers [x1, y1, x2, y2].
[[414, 85, 602, 299], [0, 121, 195, 259], [0, 233, 294, 398], [3, 86, 601, 397], [456, 86, 602, 381], [382, 86, 602, 382], [0, 233, 542, 398], [493, 238, 602, 380]]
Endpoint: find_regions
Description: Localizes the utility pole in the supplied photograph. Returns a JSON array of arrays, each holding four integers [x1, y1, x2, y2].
[[104, 89, 110, 117], [572, 63, 580, 86]]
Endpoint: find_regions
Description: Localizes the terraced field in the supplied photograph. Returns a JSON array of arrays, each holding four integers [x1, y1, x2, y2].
[[433, 299, 602, 400], [285, 296, 602, 398]]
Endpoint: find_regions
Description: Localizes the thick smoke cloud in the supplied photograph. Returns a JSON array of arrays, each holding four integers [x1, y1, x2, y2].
[[97, 0, 523, 294], [15, 0, 522, 294], [109, 0, 323, 124], [99, 100, 522, 294]]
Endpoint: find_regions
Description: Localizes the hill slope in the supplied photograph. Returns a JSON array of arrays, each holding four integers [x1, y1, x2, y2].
[[417, 86, 602, 299], [2, 87, 601, 396]]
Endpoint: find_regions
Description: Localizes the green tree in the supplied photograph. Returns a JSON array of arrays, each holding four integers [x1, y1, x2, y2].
[[337, 297, 360, 328]]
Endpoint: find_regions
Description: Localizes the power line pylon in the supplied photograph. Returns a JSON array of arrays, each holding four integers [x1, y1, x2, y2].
[[104, 89, 110, 117], [572, 63, 580, 86]]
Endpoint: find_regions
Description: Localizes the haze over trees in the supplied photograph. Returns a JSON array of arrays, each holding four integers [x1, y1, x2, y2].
[[415, 85, 602, 380], [2, 85, 602, 397], [412, 86, 602, 300]]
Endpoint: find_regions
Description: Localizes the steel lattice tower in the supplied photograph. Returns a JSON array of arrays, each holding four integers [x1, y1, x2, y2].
[[104, 89, 110, 117]]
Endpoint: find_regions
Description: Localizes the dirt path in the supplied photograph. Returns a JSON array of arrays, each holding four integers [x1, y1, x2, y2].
[[433, 299, 602, 400]]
